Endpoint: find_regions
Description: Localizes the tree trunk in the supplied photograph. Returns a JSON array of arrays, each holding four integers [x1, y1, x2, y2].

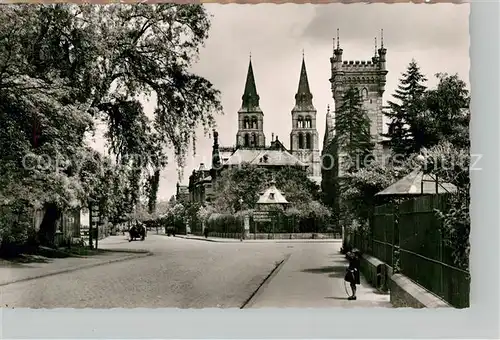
[[38, 203, 60, 247]]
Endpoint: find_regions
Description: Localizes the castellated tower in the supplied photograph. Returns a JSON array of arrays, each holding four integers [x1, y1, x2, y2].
[[329, 29, 388, 160], [289, 54, 321, 178], [236, 57, 266, 148]]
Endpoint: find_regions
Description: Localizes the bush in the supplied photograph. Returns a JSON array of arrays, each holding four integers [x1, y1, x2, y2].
[[206, 213, 242, 233]]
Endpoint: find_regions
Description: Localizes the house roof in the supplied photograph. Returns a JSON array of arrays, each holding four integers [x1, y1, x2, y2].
[[178, 186, 189, 194], [256, 184, 289, 204], [224, 148, 307, 167], [375, 169, 458, 196]]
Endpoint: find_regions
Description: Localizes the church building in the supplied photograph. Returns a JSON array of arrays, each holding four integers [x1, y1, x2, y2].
[[187, 54, 322, 205]]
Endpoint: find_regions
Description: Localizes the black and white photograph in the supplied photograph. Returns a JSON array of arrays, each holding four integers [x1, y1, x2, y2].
[[0, 3, 470, 309]]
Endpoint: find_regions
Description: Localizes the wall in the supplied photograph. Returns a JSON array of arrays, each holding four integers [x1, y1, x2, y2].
[[390, 273, 451, 308]]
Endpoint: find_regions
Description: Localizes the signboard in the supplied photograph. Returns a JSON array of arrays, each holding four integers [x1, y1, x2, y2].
[[91, 205, 100, 224], [253, 211, 271, 222], [244, 216, 250, 231]]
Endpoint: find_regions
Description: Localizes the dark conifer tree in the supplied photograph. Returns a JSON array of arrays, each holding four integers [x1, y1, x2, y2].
[[335, 87, 374, 171], [384, 59, 427, 156]]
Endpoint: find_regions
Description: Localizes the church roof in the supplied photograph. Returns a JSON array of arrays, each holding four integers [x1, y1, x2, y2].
[[224, 148, 307, 168], [256, 184, 289, 204], [240, 58, 261, 112], [293, 56, 315, 112]]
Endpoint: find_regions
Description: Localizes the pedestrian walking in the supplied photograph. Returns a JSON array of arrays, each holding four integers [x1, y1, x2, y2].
[[344, 248, 361, 300]]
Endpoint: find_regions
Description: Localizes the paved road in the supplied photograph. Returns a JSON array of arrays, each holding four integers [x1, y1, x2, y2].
[[1, 235, 389, 308], [0, 235, 290, 308], [246, 241, 392, 308]]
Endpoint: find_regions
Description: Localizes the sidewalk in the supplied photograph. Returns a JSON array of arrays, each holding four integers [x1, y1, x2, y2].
[[173, 234, 342, 244], [0, 244, 151, 286], [244, 242, 392, 308]]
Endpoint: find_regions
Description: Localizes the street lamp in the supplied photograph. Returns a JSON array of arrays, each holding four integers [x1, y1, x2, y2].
[[238, 198, 244, 241]]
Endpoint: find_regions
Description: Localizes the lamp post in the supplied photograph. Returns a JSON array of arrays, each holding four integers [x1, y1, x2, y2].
[[239, 198, 244, 240], [416, 154, 443, 195]]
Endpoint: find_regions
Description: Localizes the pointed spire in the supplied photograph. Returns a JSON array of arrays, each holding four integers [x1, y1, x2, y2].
[[374, 37, 378, 57], [211, 129, 221, 169], [294, 53, 314, 110], [381, 29, 384, 49], [241, 56, 260, 111], [324, 104, 335, 147], [336, 28, 340, 49]]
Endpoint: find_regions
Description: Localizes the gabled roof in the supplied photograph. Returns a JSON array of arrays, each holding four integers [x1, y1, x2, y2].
[[376, 169, 457, 196], [256, 184, 289, 204], [224, 148, 307, 167]]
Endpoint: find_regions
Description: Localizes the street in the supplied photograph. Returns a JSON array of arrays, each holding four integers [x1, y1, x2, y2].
[[0, 235, 390, 308]]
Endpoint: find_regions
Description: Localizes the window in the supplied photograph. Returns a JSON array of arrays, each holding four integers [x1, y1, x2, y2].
[[244, 134, 249, 147], [251, 116, 257, 129], [297, 116, 304, 128], [362, 88, 368, 100], [306, 133, 312, 149], [269, 193, 275, 200], [305, 116, 312, 128], [298, 133, 304, 149], [243, 116, 250, 129]]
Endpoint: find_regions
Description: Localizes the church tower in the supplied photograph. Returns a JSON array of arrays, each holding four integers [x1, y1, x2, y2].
[[289, 53, 321, 178], [236, 57, 266, 148], [329, 29, 387, 159]]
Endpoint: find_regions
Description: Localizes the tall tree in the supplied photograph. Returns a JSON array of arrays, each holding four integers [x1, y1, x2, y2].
[[0, 4, 223, 247], [420, 73, 470, 149], [334, 87, 374, 171], [384, 59, 427, 156]]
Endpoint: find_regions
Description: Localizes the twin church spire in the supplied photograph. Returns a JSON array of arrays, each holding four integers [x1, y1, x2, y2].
[[239, 52, 315, 115], [236, 52, 320, 178]]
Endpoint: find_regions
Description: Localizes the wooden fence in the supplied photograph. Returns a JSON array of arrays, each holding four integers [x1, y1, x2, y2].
[[345, 194, 470, 308]]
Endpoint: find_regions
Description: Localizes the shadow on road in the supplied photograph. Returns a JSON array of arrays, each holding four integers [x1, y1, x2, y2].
[[301, 265, 346, 275], [0, 246, 115, 266]]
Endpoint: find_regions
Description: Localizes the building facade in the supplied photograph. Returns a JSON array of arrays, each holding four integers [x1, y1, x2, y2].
[[188, 56, 320, 206], [324, 30, 389, 176]]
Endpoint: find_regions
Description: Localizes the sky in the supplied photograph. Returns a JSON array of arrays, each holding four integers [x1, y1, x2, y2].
[[87, 3, 470, 203]]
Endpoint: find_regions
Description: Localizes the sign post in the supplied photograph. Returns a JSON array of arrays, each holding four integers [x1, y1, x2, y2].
[[243, 215, 250, 239], [91, 205, 100, 249]]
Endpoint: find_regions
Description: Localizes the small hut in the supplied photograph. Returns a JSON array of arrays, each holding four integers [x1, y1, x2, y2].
[[375, 169, 457, 198], [253, 179, 289, 238], [256, 180, 289, 209]]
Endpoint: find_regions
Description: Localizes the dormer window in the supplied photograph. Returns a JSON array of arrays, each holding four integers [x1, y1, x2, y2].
[[263, 155, 269, 163], [269, 193, 275, 200]]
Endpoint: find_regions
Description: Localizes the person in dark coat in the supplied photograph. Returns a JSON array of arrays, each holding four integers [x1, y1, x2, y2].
[[344, 248, 361, 300]]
